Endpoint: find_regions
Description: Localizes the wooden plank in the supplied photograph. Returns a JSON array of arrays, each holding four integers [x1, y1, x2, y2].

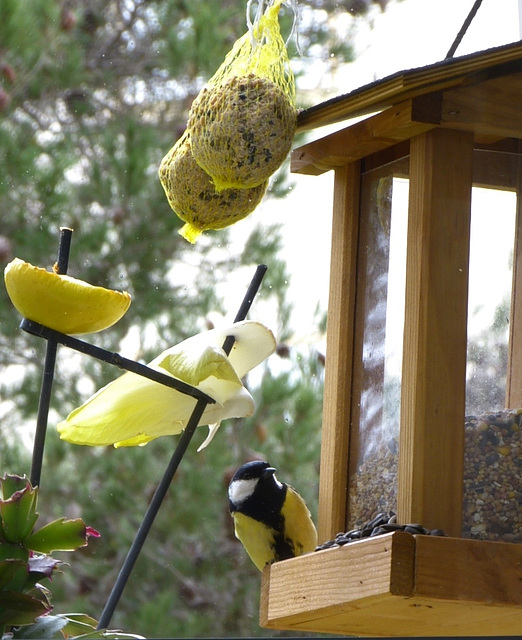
[[506, 148, 522, 406], [260, 532, 415, 627], [296, 41, 522, 132], [317, 163, 360, 541], [441, 72, 522, 139], [361, 140, 410, 175], [472, 146, 520, 190], [291, 97, 440, 176], [262, 595, 522, 637], [414, 535, 522, 605], [266, 595, 522, 637], [398, 128, 473, 537], [260, 534, 522, 636]]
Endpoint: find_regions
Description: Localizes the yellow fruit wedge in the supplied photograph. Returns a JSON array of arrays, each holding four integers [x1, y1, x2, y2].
[[4, 258, 131, 335]]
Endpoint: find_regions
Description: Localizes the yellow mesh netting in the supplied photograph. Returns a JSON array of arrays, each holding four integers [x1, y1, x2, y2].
[[187, 0, 297, 191], [159, 0, 297, 242], [159, 131, 268, 244], [200, 0, 295, 101]]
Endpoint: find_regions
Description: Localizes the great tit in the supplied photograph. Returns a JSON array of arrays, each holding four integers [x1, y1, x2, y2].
[[228, 460, 318, 571]]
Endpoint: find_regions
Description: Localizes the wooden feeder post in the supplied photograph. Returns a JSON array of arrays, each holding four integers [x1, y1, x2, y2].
[[398, 127, 473, 536], [261, 42, 522, 637]]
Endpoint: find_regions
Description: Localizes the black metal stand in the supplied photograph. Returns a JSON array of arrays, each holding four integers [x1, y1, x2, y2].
[[20, 227, 267, 630], [96, 263, 267, 630], [30, 227, 73, 488]]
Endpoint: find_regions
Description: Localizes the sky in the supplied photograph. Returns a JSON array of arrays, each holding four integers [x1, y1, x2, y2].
[[226, 0, 522, 347]]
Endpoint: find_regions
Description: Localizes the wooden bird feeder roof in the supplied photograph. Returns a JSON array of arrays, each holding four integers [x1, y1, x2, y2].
[[296, 39, 522, 132]]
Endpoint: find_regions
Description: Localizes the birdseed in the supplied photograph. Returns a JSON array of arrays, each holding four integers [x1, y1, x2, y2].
[[346, 410, 521, 542], [315, 511, 445, 551]]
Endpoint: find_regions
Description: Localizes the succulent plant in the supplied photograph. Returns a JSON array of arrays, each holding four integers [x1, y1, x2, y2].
[[0, 474, 101, 637]]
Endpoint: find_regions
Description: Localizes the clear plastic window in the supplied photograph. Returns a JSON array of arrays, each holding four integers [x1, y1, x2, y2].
[[347, 160, 521, 543], [347, 164, 408, 528]]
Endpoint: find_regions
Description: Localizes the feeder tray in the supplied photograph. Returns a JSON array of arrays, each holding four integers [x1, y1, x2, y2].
[[261, 532, 522, 637]]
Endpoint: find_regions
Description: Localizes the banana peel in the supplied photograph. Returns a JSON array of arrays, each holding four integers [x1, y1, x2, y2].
[[4, 258, 131, 335]]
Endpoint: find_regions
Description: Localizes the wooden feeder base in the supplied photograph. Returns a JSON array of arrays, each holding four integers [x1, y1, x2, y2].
[[260, 531, 522, 637]]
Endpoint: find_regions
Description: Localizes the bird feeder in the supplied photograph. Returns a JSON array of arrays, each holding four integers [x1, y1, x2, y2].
[[261, 41, 522, 636]]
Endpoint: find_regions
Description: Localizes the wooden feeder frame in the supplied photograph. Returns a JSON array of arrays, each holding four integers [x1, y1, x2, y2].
[[261, 41, 522, 637]]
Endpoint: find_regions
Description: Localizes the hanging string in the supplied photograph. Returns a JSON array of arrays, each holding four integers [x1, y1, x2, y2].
[[246, 0, 301, 50], [445, 0, 484, 59], [246, 0, 265, 43], [285, 0, 301, 52]]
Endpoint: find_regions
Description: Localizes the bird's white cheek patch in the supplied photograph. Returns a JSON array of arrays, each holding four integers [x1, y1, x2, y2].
[[229, 478, 258, 506]]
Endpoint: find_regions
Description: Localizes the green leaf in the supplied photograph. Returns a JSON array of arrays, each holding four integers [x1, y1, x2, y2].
[[0, 556, 60, 594], [56, 612, 98, 636], [0, 475, 30, 501], [0, 559, 29, 592], [0, 542, 29, 563], [24, 518, 91, 553], [0, 477, 38, 544], [0, 544, 31, 591], [0, 590, 50, 625], [0, 560, 33, 593]]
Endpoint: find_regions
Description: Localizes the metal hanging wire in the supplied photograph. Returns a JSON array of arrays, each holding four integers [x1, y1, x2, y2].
[[445, 0, 485, 59]]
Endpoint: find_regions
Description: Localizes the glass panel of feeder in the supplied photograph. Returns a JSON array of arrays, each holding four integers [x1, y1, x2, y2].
[[465, 187, 516, 413], [347, 161, 409, 530], [463, 184, 521, 543]]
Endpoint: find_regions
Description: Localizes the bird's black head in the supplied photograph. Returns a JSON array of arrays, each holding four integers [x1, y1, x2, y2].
[[231, 460, 276, 483], [228, 460, 286, 529]]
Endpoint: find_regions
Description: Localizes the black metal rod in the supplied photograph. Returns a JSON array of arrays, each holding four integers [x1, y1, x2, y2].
[[96, 263, 267, 630], [21, 319, 215, 404], [55, 226, 73, 274], [223, 263, 267, 355], [30, 227, 73, 488], [96, 397, 208, 632], [445, 0, 483, 59]]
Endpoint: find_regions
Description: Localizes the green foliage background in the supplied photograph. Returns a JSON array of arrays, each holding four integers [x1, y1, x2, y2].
[[0, 0, 387, 636]]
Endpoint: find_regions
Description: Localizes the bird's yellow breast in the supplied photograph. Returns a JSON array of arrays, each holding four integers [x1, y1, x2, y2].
[[232, 485, 317, 571], [281, 485, 318, 555], [233, 512, 279, 571]]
